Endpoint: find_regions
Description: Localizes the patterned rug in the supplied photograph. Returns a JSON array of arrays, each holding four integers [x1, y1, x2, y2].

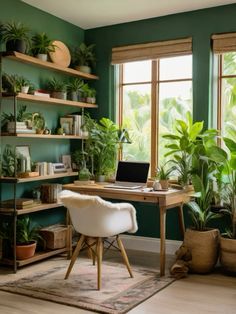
[[0, 257, 175, 314]]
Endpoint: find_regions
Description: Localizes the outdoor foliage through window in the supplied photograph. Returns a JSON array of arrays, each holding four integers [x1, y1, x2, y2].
[[119, 56, 192, 173]]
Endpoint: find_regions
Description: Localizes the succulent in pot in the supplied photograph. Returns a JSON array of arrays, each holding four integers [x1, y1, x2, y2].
[[31, 32, 56, 61], [47, 77, 67, 100], [155, 162, 173, 190], [0, 21, 30, 53]]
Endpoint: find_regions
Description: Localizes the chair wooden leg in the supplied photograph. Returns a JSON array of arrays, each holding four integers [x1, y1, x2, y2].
[[65, 234, 85, 280], [96, 237, 103, 290], [87, 237, 96, 265], [116, 235, 133, 278]]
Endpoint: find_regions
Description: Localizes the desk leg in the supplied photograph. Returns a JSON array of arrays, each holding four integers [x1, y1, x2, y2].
[[160, 206, 166, 276], [178, 204, 185, 238]]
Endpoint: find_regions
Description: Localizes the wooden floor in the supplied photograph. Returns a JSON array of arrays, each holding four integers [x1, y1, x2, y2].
[[0, 250, 235, 314]]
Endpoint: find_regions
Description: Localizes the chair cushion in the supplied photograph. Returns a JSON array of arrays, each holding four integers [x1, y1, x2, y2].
[[59, 190, 138, 237]]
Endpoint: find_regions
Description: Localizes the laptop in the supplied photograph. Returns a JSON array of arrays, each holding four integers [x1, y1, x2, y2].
[[105, 161, 150, 190]]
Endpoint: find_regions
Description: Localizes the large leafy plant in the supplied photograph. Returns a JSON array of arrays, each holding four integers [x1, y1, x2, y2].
[[31, 32, 56, 55], [217, 137, 236, 239], [74, 43, 96, 67]]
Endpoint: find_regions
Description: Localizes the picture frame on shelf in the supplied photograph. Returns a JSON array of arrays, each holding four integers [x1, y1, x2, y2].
[[60, 117, 74, 135], [61, 155, 72, 172], [16, 145, 31, 172]]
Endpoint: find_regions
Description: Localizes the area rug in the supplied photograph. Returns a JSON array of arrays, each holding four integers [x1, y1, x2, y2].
[[0, 258, 175, 314]]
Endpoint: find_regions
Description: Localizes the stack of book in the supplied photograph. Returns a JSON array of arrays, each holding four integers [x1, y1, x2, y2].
[[60, 114, 88, 136], [33, 89, 50, 98], [7, 122, 36, 134], [0, 198, 37, 210]]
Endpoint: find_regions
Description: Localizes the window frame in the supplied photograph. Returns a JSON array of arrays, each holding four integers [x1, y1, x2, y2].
[[118, 57, 192, 177]]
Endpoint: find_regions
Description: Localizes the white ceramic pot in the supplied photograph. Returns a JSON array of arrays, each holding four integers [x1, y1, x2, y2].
[[21, 86, 29, 94], [75, 65, 91, 74], [36, 54, 48, 62], [153, 180, 162, 190]]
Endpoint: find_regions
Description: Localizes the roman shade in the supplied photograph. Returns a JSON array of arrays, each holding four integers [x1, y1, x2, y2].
[[212, 33, 236, 53], [111, 37, 192, 64]]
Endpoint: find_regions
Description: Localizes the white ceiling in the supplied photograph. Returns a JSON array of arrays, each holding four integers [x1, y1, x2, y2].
[[22, 0, 235, 29]]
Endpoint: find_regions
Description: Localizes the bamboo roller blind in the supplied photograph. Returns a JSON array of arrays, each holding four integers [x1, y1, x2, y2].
[[212, 33, 236, 53], [111, 37, 192, 64]]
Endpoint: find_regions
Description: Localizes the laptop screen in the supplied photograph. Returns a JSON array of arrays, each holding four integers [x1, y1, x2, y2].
[[115, 161, 150, 183]]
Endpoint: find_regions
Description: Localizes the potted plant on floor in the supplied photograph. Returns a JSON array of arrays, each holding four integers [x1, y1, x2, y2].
[[217, 137, 236, 274], [73, 42, 96, 74], [47, 77, 67, 100], [0, 216, 41, 260], [31, 32, 56, 61], [0, 21, 30, 53]]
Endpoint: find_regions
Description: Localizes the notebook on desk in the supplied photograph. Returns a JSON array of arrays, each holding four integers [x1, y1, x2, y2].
[[105, 161, 150, 190]]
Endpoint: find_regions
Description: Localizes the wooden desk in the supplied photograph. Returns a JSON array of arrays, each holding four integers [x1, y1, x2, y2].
[[63, 183, 189, 276]]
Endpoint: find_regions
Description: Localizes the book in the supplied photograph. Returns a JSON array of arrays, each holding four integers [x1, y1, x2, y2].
[[0, 198, 36, 209]]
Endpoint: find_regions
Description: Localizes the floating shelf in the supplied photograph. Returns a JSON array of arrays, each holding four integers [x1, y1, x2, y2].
[[1, 133, 86, 139], [1, 51, 99, 80], [0, 202, 63, 215], [2, 92, 98, 108], [0, 172, 78, 183]]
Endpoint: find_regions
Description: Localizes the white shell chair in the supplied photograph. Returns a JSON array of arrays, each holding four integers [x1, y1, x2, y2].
[[59, 190, 138, 290]]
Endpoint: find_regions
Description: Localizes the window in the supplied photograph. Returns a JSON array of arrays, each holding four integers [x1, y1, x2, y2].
[[212, 33, 236, 139], [117, 55, 192, 176], [217, 52, 236, 139]]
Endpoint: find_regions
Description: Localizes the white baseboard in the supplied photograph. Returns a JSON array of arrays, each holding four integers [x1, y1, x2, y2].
[[120, 235, 182, 255]]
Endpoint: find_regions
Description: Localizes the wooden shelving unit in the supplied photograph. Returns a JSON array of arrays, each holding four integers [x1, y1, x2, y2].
[[2, 92, 98, 108], [1, 51, 99, 80], [0, 50, 98, 272]]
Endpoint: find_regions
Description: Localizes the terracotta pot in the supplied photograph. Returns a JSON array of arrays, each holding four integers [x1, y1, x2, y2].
[[184, 228, 219, 273], [220, 236, 236, 274], [15, 241, 36, 260], [159, 179, 169, 190]]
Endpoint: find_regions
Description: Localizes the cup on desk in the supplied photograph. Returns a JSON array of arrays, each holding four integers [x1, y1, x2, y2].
[[153, 180, 162, 191]]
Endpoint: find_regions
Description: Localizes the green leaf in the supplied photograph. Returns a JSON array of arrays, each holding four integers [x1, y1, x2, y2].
[[191, 174, 204, 193], [223, 137, 236, 152], [189, 121, 203, 140], [206, 146, 227, 163], [162, 134, 180, 140], [165, 144, 179, 150]]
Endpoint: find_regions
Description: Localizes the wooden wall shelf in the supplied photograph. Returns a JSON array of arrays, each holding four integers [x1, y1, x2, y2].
[[0, 202, 63, 215], [2, 93, 98, 108], [1, 51, 99, 80], [0, 172, 78, 184], [1, 133, 86, 139]]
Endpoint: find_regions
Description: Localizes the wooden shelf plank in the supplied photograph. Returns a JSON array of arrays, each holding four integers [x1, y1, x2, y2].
[[0, 202, 64, 215], [1, 51, 99, 80], [2, 92, 98, 108], [0, 172, 78, 183], [0, 248, 69, 267], [1, 133, 85, 139]]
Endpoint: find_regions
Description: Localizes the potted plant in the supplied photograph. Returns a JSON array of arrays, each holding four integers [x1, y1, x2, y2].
[[0, 21, 30, 53], [217, 137, 236, 274], [0, 216, 41, 260], [17, 75, 31, 94], [184, 163, 221, 274], [31, 112, 45, 134], [2, 104, 32, 134], [82, 114, 118, 181], [31, 32, 56, 61], [46, 77, 67, 100], [2, 73, 21, 93], [86, 87, 96, 104], [73, 42, 96, 74], [1, 145, 17, 177], [155, 162, 173, 190], [67, 78, 84, 101]]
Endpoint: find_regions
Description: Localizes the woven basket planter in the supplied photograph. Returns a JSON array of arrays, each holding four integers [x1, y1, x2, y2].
[[184, 228, 219, 273], [220, 236, 236, 274]]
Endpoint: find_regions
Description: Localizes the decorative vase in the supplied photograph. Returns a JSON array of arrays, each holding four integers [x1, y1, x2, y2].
[[220, 236, 236, 274], [6, 39, 27, 54], [159, 179, 169, 190], [36, 53, 48, 61], [184, 228, 219, 273], [75, 65, 91, 74], [15, 241, 37, 260]]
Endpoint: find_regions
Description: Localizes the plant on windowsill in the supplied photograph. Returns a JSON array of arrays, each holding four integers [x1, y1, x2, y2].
[[155, 162, 173, 190]]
